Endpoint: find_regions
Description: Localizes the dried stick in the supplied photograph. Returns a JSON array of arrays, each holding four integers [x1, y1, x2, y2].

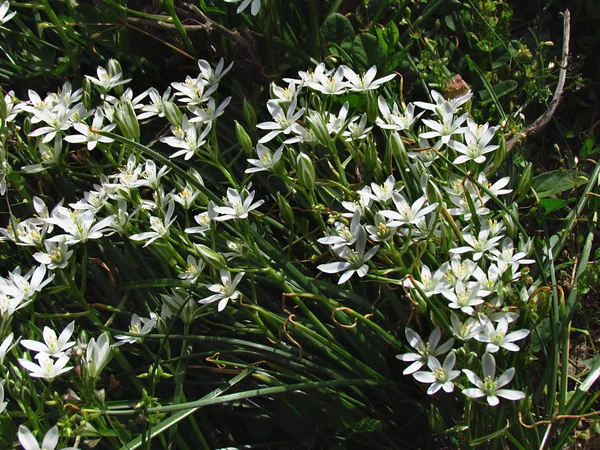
[[506, 10, 571, 152]]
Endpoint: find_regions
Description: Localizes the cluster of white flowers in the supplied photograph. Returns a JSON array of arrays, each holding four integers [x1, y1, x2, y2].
[[244, 60, 537, 406]]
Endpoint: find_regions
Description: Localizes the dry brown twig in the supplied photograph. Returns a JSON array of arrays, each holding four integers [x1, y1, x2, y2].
[[505, 10, 571, 153]]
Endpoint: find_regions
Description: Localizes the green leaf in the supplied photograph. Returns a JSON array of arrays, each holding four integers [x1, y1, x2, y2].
[[352, 33, 385, 72], [321, 13, 355, 45], [479, 80, 518, 104], [539, 198, 572, 214], [532, 169, 588, 199]]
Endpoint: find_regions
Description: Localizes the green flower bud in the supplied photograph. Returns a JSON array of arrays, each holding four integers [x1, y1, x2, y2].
[[501, 209, 518, 240], [242, 97, 257, 130], [164, 102, 183, 128], [277, 192, 295, 226], [366, 90, 378, 123], [413, 290, 428, 314], [235, 120, 253, 155], [82, 78, 93, 111], [517, 162, 533, 199], [107, 59, 125, 96], [307, 111, 332, 146], [364, 141, 382, 178], [0, 90, 7, 131], [389, 131, 408, 168], [423, 175, 443, 205], [114, 101, 140, 142], [195, 244, 227, 271], [493, 134, 507, 170], [296, 152, 316, 191]]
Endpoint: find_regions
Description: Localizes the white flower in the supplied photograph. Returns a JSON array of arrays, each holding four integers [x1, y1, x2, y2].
[[178, 255, 205, 283], [0, 332, 17, 364], [414, 89, 472, 117], [246, 144, 284, 173], [317, 225, 379, 284], [365, 212, 398, 242], [129, 200, 176, 247], [188, 97, 231, 124], [171, 183, 201, 210], [213, 187, 264, 221], [442, 281, 486, 315], [200, 270, 245, 312], [450, 227, 503, 261], [47, 208, 115, 245], [1, 265, 55, 304], [367, 175, 399, 205], [185, 201, 217, 235], [475, 317, 530, 353], [450, 313, 482, 341], [21, 322, 75, 359], [396, 327, 454, 375], [161, 117, 212, 160], [341, 65, 396, 92], [85, 61, 131, 92], [305, 66, 348, 95], [342, 114, 373, 141], [83, 332, 112, 380], [18, 354, 73, 380], [450, 129, 498, 164], [18, 425, 79, 450], [33, 237, 74, 270], [114, 313, 157, 345], [162, 290, 203, 324], [380, 193, 437, 226], [0, 382, 7, 414], [141, 159, 170, 190], [0, 1, 17, 26], [412, 351, 461, 395], [63, 109, 116, 150], [403, 264, 448, 298], [257, 98, 305, 144], [419, 107, 468, 148], [462, 353, 525, 406], [318, 210, 362, 249], [137, 87, 175, 120], [198, 58, 233, 87], [224, 0, 261, 15]]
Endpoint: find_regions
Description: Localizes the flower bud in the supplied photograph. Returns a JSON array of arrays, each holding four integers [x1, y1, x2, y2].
[[307, 111, 332, 146], [501, 211, 517, 240], [364, 141, 382, 178], [423, 175, 443, 205], [242, 97, 257, 130], [517, 162, 533, 199], [277, 192, 295, 226], [235, 120, 253, 155], [389, 131, 408, 168], [114, 101, 140, 142], [493, 134, 507, 170], [0, 91, 7, 131], [82, 78, 93, 111], [366, 90, 378, 123], [195, 244, 227, 271], [164, 101, 183, 127], [412, 290, 428, 314], [107, 59, 125, 96], [296, 152, 316, 191]]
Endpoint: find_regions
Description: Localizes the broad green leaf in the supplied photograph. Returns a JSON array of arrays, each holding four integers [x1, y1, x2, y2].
[[321, 13, 355, 45], [532, 169, 588, 199], [352, 33, 385, 72], [539, 198, 572, 214]]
